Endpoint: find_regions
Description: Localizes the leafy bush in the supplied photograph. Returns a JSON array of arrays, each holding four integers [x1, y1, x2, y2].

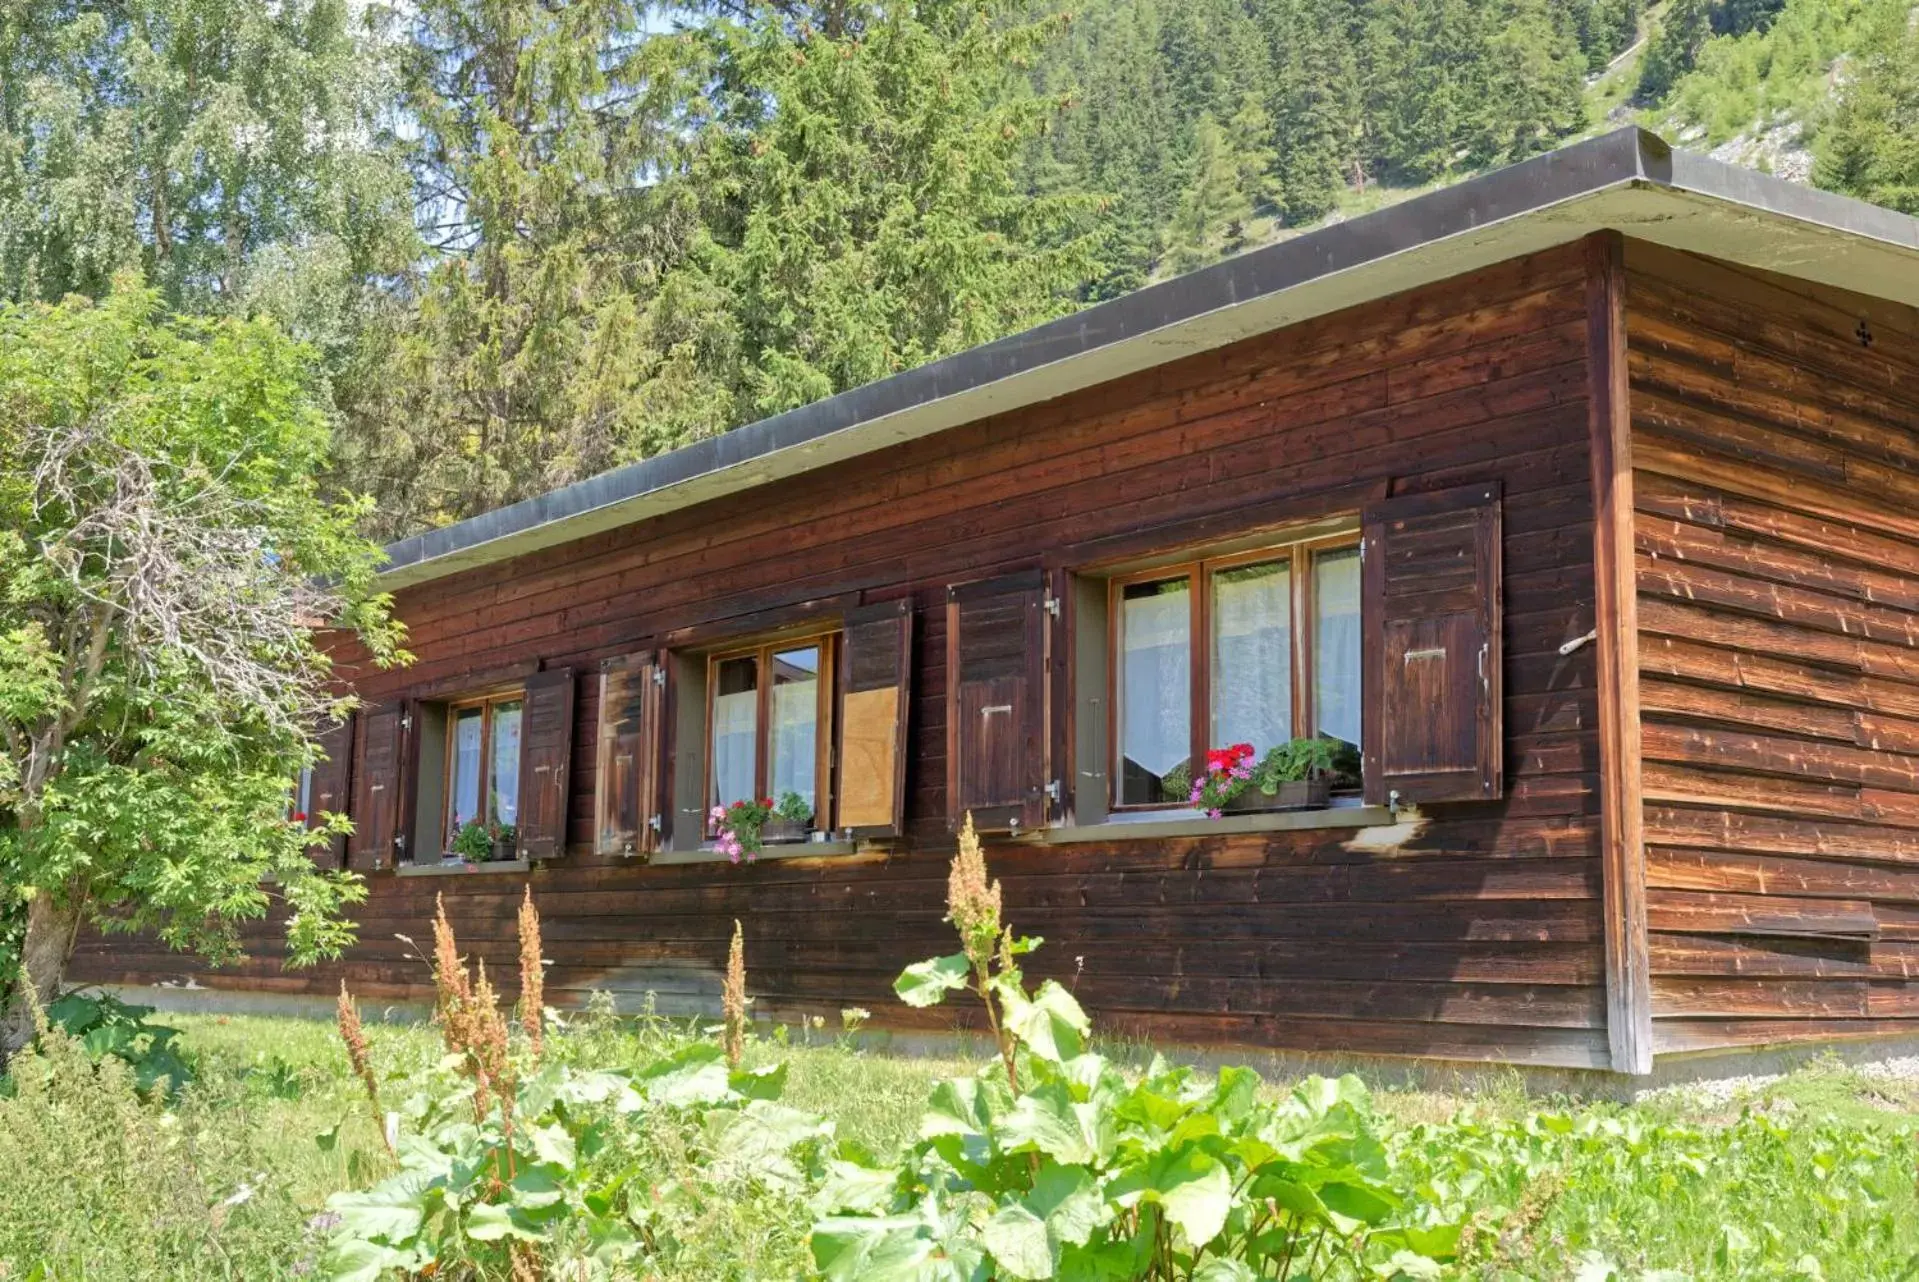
[[43, 989, 193, 1095], [324, 1042, 828, 1279], [0, 1011, 314, 1277], [812, 817, 1460, 1281], [321, 892, 830, 1280]]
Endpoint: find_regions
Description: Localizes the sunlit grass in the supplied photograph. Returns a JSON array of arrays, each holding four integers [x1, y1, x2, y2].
[[2, 1006, 1917, 1279]]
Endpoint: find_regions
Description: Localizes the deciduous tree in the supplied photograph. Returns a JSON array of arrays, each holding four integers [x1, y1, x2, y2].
[[0, 284, 404, 1055]]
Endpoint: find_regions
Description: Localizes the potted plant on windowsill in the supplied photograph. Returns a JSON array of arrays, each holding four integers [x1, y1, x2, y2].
[[1189, 737, 1360, 818], [449, 820, 492, 864], [448, 820, 520, 864], [713, 791, 817, 863], [763, 790, 814, 845]]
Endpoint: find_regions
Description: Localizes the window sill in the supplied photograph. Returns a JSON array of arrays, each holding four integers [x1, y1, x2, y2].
[[396, 858, 532, 877], [1034, 805, 1396, 845], [650, 840, 860, 866]]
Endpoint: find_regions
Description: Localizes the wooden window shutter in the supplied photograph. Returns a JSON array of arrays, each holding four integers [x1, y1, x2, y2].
[[838, 600, 914, 837], [595, 652, 664, 856], [517, 668, 577, 860], [306, 713, 355, 870], [349, 701, 407, 870], [946, 570, 1050, 832], [1362, 482, 1503, 806]]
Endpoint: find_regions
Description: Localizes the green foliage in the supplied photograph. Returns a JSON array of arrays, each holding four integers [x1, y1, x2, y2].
[[1812, 0, 1919, 213], [777, 791, 816, 825], [664, 1, 1102, 429], [828, 937, 1459, 1278], [0, 285, 399, 1024], [321, 1040, 831, 1279], [42, 990, 193, 1096], [1654, 0, 1880, 141], [4, 1005, 1917, 1277], [449, 821, 495, 863], [1249, 737, 1362, 792]]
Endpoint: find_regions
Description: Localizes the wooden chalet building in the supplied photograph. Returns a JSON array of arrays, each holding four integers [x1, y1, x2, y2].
[[73, 129, 1919, 1077]]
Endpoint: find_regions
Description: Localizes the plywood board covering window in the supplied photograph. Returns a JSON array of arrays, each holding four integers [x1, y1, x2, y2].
[[704, 634, 838, 838], [1109, 534, 1360, 810], [442, 690, 524, 852]]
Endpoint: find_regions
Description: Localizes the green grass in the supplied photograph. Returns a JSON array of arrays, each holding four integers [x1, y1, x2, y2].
[[1, 1007, 1916, 1279]]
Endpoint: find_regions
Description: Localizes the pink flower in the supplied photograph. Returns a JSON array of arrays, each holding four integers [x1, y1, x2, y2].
[[1207, 808, 1222, 820]]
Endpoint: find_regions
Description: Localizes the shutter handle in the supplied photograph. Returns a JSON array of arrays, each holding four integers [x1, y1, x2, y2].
[[1478, 642, 1489, 688]]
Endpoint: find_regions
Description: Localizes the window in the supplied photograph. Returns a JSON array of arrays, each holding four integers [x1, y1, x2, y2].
[[1109, 534, 1361, 810], [442, 691, 523, 851], [294, 765, 314, 821], [705, 635, 837, 840]]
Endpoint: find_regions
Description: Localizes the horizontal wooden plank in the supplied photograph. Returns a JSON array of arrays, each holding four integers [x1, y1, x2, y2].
[[1645, 805, 1919, 864], [1648, 847, 1919, 905], [1639, 676, 1859, 744], [1649, 932, 1913, 981], [1642, 723, 1919, 796], [1645, 888, 1878, 940], [1651, 976, 1868, 1019], [1653, 1018, 1919, 1055]]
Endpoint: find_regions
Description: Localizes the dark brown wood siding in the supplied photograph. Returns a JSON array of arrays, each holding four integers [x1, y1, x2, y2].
[[1625, 242, 1919, 1055], [71, 244, 1611, 1068]]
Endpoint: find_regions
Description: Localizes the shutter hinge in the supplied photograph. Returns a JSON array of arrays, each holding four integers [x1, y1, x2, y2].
[[400, 712, 413, 731], [647, 814, 662, 833], [1043, 590, 1060, 618], [652, 667, 666, 687], [1044, 780, 1061, 803]]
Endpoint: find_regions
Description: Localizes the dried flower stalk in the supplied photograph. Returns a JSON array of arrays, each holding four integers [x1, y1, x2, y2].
[[517, 887, 545, 1061], [946, 813, 1021, 1094], [336, 981, 394, 1156], [722, 919, 747, 1069], [946, 813, 1003, 972], [430, 893, 474, 1056]]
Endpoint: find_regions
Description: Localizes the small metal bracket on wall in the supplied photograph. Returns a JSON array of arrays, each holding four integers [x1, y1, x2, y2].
[[1559, 628, 1598, 656]]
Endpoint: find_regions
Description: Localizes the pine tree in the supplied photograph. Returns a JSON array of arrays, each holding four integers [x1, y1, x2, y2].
[[341, 0, 688, 532], [1813, 2, 1919, 214], [662, 0, 1101, 425], [1164, 114, 1249, 274]]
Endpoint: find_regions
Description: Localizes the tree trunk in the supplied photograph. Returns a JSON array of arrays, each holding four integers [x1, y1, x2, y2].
[[0, 889, 80, 1059]]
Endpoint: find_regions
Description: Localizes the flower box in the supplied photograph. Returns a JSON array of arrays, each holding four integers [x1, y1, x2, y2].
[[761, 817, 811, 845], [1224, 778, 1331, 813]]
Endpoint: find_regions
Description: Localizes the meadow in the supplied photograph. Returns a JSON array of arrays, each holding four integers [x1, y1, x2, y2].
[[0, 994, 1915, 1281]]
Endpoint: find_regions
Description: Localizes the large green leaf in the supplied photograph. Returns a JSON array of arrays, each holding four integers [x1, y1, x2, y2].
[[1110, 1146, 1231, 1248], [1000, 1083, 1100, 1165], [1001, 981, 1089, 1063], [895, 954, 971, 1008], [327, 1187, 426, 1246], [527, 1121, 575, 1169], [1191, 1259, 1258, 1282], [1026, 1161, 1109, 1249], [319, 1237, 419, 1282], [508, 1166, 567, 1211], [464, 1199, 548, 1243], [638, 1042, 734, 1108], [811, 1213, 989, 1282], [815, 1160, 901, 1215], [982, 1203, 1055, 1279]]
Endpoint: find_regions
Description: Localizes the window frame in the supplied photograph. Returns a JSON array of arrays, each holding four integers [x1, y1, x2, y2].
[[701, 631, 839, 841], [439, 686, 526, 854], [1105, 531, 1361, 814]]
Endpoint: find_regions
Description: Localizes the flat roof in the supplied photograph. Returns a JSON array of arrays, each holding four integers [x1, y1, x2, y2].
[[378, 126, 1919, 590]]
